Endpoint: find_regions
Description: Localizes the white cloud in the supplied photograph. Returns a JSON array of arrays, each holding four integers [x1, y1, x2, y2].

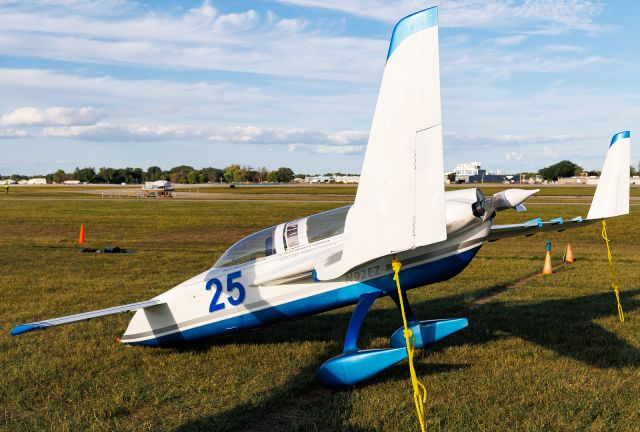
[[0, 128, 28, 138], [288, 143, 365, 155], [494, 35, 527, 47], [0, 107, 105, 126], [0, 1, 386, 82], [446, 132, 584, 147], [0, 68, 377, 131], [505, 151, 523, 161], [44, 123, 208, 140], [442, 48, 615, 80], [542, 44, 586, 53], [42, 122, 369, 150], [277, 0, 607, 33]]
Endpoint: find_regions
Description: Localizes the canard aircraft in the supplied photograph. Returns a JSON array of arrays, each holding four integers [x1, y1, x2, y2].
[[12, 7, 631, 387]]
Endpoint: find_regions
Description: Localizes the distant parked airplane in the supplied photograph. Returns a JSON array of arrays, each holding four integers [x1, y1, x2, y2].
[[12, 7, 630, 387]]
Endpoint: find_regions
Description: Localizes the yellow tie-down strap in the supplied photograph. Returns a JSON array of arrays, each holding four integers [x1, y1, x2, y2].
[[392, 257, 428, 432]]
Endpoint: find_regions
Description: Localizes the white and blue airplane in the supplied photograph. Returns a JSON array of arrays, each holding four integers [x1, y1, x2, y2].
[[11, 7, 631, 388]]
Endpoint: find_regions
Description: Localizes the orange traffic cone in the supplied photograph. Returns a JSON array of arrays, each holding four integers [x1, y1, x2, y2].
[[543, 240, 553, 275], [78, 224, 85, 244], [564, 243, 574, 263]]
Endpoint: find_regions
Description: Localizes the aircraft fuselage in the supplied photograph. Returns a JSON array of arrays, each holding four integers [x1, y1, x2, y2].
[[120, 189, 491, 346]]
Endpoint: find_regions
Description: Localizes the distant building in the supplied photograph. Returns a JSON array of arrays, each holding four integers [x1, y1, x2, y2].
[[454, 162, 520, 183], [306, 176, 331, 183], [333, 175, 360, 184], [522, 174, 543, 184], [27, 178, 47, 185], [63, 180, 81, 185], [557, 176, 599, 185], [454, 162, 482, 182], [2, 179, 16, 185]]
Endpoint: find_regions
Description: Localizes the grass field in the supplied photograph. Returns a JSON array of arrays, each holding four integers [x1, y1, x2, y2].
[[1, 186, 639, 431]]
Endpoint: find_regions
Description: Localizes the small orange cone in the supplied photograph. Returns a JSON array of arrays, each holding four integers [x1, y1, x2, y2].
[[543, 240, 553, 275], [564, 243, 574, 263], [78, 224, 85, 244]]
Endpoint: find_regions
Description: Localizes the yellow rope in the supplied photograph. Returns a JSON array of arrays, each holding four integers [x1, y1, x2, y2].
[[392, 257, 427, 432], [601, 220, 625, 322]]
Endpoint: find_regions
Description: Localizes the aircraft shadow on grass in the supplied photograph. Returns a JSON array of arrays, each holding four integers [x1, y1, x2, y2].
[[171, 286, 640, 431]]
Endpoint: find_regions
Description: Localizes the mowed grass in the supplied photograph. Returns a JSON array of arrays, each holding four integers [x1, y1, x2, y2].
[[0, 187, 639, 431]]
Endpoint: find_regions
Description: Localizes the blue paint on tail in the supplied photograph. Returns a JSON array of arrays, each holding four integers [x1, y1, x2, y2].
[[610, 131, 630, 147], [387, 7, 438, 60]]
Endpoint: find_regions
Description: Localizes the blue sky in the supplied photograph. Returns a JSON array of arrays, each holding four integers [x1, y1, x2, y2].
[[0, 0, 638, 175]]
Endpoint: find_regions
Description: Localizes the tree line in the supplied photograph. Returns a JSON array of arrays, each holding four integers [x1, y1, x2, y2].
[[537, 160, 639, 181], [2, 165, 296, 184]]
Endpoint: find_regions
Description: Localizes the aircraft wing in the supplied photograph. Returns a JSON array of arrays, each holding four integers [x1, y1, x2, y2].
[[488, 216, 596, 242], [11, 299, 165, 336]]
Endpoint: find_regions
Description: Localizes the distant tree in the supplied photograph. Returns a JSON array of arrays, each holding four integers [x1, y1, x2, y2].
[[587, 170, 601, 177], [447, 172, 456, 183], [98, 167, 116, 183], [169, 165, 195, 184], [146, 166, 164, 181], [52, 169, 67, 184], [255, 167, 269, 183], [538, 160, 583, 181], [132, 168, 144, 184], [274, 167, 295, 183], [245, 166, 259, 183], [75, 167, 97, 183], [223, 164, 248, 183], [294, 174, 306, 179], [631, 165, 639, 177], [200, 167, 223, 183], [266, 170, 278, 183], [186, 170, 202, 184]]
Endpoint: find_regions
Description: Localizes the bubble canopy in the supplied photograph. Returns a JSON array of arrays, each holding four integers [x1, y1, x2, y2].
[[213, 206, 350, 268]]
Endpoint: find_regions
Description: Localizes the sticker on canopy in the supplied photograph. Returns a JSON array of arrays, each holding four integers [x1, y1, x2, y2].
[[284, 218, 309, 249]]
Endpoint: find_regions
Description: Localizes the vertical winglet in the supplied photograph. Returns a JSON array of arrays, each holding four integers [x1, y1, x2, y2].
[[10, 324, 42, 336], [587, 131, 630, 220], [314, 8, 446, 281]]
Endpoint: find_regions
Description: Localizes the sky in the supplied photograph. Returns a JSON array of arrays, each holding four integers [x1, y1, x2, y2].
[[0, 0, 638, 176]]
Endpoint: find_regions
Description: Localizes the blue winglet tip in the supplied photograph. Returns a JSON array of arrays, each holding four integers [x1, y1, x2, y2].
[[387, 7, 438, 60], [610, 131, 630, 147], [11, 324, 40, 336]]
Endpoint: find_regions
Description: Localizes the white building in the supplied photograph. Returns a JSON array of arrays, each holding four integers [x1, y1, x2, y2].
[[2, 179, 16, 185], [305, 176, 332, 183], [27, 178, 47, 185], [333, 175, 360, 184], [63, 180, 81, 185], [454, 162, 481, 177], [454, 162, 482, 182]]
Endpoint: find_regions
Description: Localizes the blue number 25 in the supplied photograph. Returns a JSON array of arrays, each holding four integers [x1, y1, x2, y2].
[[205, 271, 246, 313]]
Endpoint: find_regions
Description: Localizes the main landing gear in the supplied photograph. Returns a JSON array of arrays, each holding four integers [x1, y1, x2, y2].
[[316, 289, 468, 388]]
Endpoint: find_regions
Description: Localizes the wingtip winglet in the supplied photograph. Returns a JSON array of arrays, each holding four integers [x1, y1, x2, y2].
[[11, 324, 42, 336], [610, 130, 630, 147]]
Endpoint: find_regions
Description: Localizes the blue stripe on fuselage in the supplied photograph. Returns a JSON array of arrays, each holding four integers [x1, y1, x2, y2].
[[129, 246, 481, 346]]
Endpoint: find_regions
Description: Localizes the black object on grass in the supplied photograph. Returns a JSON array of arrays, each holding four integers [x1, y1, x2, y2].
[[80, 246, 132, 253]]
